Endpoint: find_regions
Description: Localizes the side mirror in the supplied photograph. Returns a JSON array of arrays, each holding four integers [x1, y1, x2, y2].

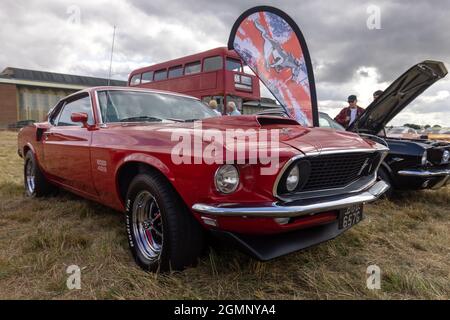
[[71, 112, 89, 128]]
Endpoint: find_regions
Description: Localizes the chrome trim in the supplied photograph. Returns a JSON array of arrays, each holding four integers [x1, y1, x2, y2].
[[398, 168, 450, 177], [192, 180, 389, 218], [272, 147, 389, 201], [94, 91, 103, 125]]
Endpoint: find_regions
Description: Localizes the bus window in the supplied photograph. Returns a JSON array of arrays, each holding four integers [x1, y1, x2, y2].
[[130, 74, 141, 86], [203, 56, 223, 72], [185, 61, 201, 75], [154, 69, 167, 81], [142, 71, 154, 83], [226, 58, 242, 72], [168, 65, 183, 78]]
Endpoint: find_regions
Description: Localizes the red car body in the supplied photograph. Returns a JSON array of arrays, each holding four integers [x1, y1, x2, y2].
[[18, 87, 389, 266]]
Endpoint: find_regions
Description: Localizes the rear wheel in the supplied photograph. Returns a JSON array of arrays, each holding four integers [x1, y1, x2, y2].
[[24, 151, 55, 197], [125, 172, 204, 272]]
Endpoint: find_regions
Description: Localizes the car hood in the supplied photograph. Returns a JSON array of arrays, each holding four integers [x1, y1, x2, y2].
[[185, 115, 376, 154], [348, 60, 448, 134], [106, 115, 377, 155]]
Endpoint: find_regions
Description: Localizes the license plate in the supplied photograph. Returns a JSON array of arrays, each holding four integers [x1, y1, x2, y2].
[[338, 205, 363, 229]]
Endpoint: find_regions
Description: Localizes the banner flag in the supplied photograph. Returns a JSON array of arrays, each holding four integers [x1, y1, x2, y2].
[[228, 6, 318, 126]]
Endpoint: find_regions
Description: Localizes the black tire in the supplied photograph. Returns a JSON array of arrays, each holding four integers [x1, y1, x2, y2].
[[377, 166, 393, 198], [24, 150, 55, 197], [125, 172, 204, 272]]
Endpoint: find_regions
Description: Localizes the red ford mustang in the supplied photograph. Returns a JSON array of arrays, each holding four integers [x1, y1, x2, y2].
[[18, 87, 389, 271]]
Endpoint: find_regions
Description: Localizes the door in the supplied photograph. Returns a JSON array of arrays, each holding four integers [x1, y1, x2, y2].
[[43, 93, 97, 196]]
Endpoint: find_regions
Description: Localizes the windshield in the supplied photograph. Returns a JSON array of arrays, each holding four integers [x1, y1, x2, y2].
[[388, 128, 405, 134], [97, 90, 216, 123]]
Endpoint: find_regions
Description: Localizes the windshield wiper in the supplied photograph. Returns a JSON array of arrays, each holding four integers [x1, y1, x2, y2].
[[120, 116, 163, 123]]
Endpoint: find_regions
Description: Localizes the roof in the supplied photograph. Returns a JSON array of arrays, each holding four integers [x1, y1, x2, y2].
[[0, 67, 127, 89]]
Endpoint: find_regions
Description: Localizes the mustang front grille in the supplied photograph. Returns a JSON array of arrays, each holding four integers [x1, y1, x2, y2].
[[277, 152, 380, 196]]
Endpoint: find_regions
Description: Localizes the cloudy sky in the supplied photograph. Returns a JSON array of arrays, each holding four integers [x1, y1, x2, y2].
[[1, 0, 449, 126]]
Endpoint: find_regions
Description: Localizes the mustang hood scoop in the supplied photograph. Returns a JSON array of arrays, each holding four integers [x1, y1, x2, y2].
[[257, 116, 299, 126], [349, 60, 448, 134]]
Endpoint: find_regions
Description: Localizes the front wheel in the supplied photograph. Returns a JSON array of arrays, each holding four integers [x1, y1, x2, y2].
[[125, 172, 204, 272]]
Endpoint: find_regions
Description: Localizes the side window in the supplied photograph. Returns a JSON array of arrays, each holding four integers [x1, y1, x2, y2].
[[184, 61, 201, 75], [154, 69, 167, 81], [130, 74, 141, 86], [168, 65, 183, 78], [56, 96, 94, 126], [203, 56, 223, 72], [141, 71, 154, 84]]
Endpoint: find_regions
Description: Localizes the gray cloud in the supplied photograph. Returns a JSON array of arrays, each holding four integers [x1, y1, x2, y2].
[[0, 0, 448, 125]]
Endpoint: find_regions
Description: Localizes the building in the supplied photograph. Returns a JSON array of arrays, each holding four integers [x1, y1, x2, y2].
[[0, 67, 126, 128], [242, 97, 280, 115]]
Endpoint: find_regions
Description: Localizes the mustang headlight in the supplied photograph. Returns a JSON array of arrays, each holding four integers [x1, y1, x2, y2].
[[215, 165, 240, 194], [442, 150, 450, 164], [421, 150, 428, 165], [286, 165, 300, 192]]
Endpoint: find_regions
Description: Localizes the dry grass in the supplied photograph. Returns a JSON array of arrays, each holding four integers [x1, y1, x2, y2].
[[0, 130, 449, 300]]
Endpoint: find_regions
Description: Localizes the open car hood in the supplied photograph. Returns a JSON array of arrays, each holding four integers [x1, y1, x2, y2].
[[348, 60, 448, 134]]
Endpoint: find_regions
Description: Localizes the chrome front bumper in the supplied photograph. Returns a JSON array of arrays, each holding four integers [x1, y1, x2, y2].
[[192, 180, 389, 218], [398, 168, 450, 177]]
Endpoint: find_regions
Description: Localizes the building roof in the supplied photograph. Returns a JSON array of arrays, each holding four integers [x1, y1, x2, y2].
[[0, 67, 127, 88]]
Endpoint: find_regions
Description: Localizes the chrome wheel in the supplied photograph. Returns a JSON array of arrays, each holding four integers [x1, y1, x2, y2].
[[132, 191, 163, 261], [25, 159, 36, 194]]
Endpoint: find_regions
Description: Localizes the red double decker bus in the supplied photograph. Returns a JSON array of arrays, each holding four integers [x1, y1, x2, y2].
[[128, 47, 260, 114]]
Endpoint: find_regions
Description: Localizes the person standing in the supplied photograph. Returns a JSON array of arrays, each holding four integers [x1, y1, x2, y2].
[[226, 101, 241, 116], [208, 100, 222, 116], [373, 90, 384, 101], [334, 95, 365, 128]]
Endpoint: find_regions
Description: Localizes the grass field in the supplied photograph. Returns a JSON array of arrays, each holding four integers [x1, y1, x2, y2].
[[0, 130, 449, 299]]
